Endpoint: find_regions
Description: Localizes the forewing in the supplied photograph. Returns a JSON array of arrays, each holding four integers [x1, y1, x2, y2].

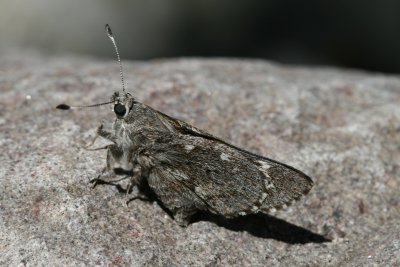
[[141, 129, 313, 217], [154, 108, 218, 139]]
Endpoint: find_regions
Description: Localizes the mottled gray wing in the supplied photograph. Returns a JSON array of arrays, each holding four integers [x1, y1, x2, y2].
[[140, 129, 313, 217]]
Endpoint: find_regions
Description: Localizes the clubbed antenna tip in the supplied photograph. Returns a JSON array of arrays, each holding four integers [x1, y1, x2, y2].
[[105, 24, 113, 38], [56, 104, 71, 110], [105, 24, 126, 92], [56, 101, 113, 110]]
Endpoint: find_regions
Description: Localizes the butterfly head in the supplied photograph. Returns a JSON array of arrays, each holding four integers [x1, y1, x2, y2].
[[111, 91, 135, 119]]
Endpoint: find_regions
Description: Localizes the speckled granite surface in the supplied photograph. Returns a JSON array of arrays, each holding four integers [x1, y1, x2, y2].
[[1, 51, 399, 266]]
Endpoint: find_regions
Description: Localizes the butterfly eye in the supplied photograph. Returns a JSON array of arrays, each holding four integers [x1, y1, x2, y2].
[[114, 103, 127, 117]]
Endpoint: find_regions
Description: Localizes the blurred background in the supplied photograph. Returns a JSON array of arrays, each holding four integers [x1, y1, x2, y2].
[[1, 0, 400, 73]]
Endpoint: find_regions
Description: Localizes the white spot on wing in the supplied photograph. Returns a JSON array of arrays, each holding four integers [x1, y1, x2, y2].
[[185, 145, 195, 151], [259, 192, 268, 204], [220, 152, 230, 161], [239, 211, 246, 216], [251, 206, 260, 212], [264, 179, 275, 190], [257, 160, 271, 171], [257, 160, 272, 184], [195, 186, 207, 195]]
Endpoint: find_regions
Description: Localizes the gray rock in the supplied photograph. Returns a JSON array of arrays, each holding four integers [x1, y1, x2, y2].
[[1, 51, 399, 266]]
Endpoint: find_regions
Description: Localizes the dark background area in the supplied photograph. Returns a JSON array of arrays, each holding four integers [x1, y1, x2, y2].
[[1, 0, 400, 73]]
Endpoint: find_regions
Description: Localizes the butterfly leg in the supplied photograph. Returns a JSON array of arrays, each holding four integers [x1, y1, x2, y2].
[[90, 144, 118, 187], [97, 123, 118, 143], [90, 144, 125, 189], [125, 165, 142, 206], [173, 206, 197, 227], [82, 133, 99, 150], [89, 123, 124, 187], [84, 124, 119, 150]]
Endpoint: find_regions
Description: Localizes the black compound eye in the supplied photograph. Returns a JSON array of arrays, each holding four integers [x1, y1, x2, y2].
[[114, 103, 126, 117]]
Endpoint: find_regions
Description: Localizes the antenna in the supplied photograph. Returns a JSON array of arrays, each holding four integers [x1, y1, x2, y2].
[[105, 24, 126, 92], [56, 101, 113, 110]]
